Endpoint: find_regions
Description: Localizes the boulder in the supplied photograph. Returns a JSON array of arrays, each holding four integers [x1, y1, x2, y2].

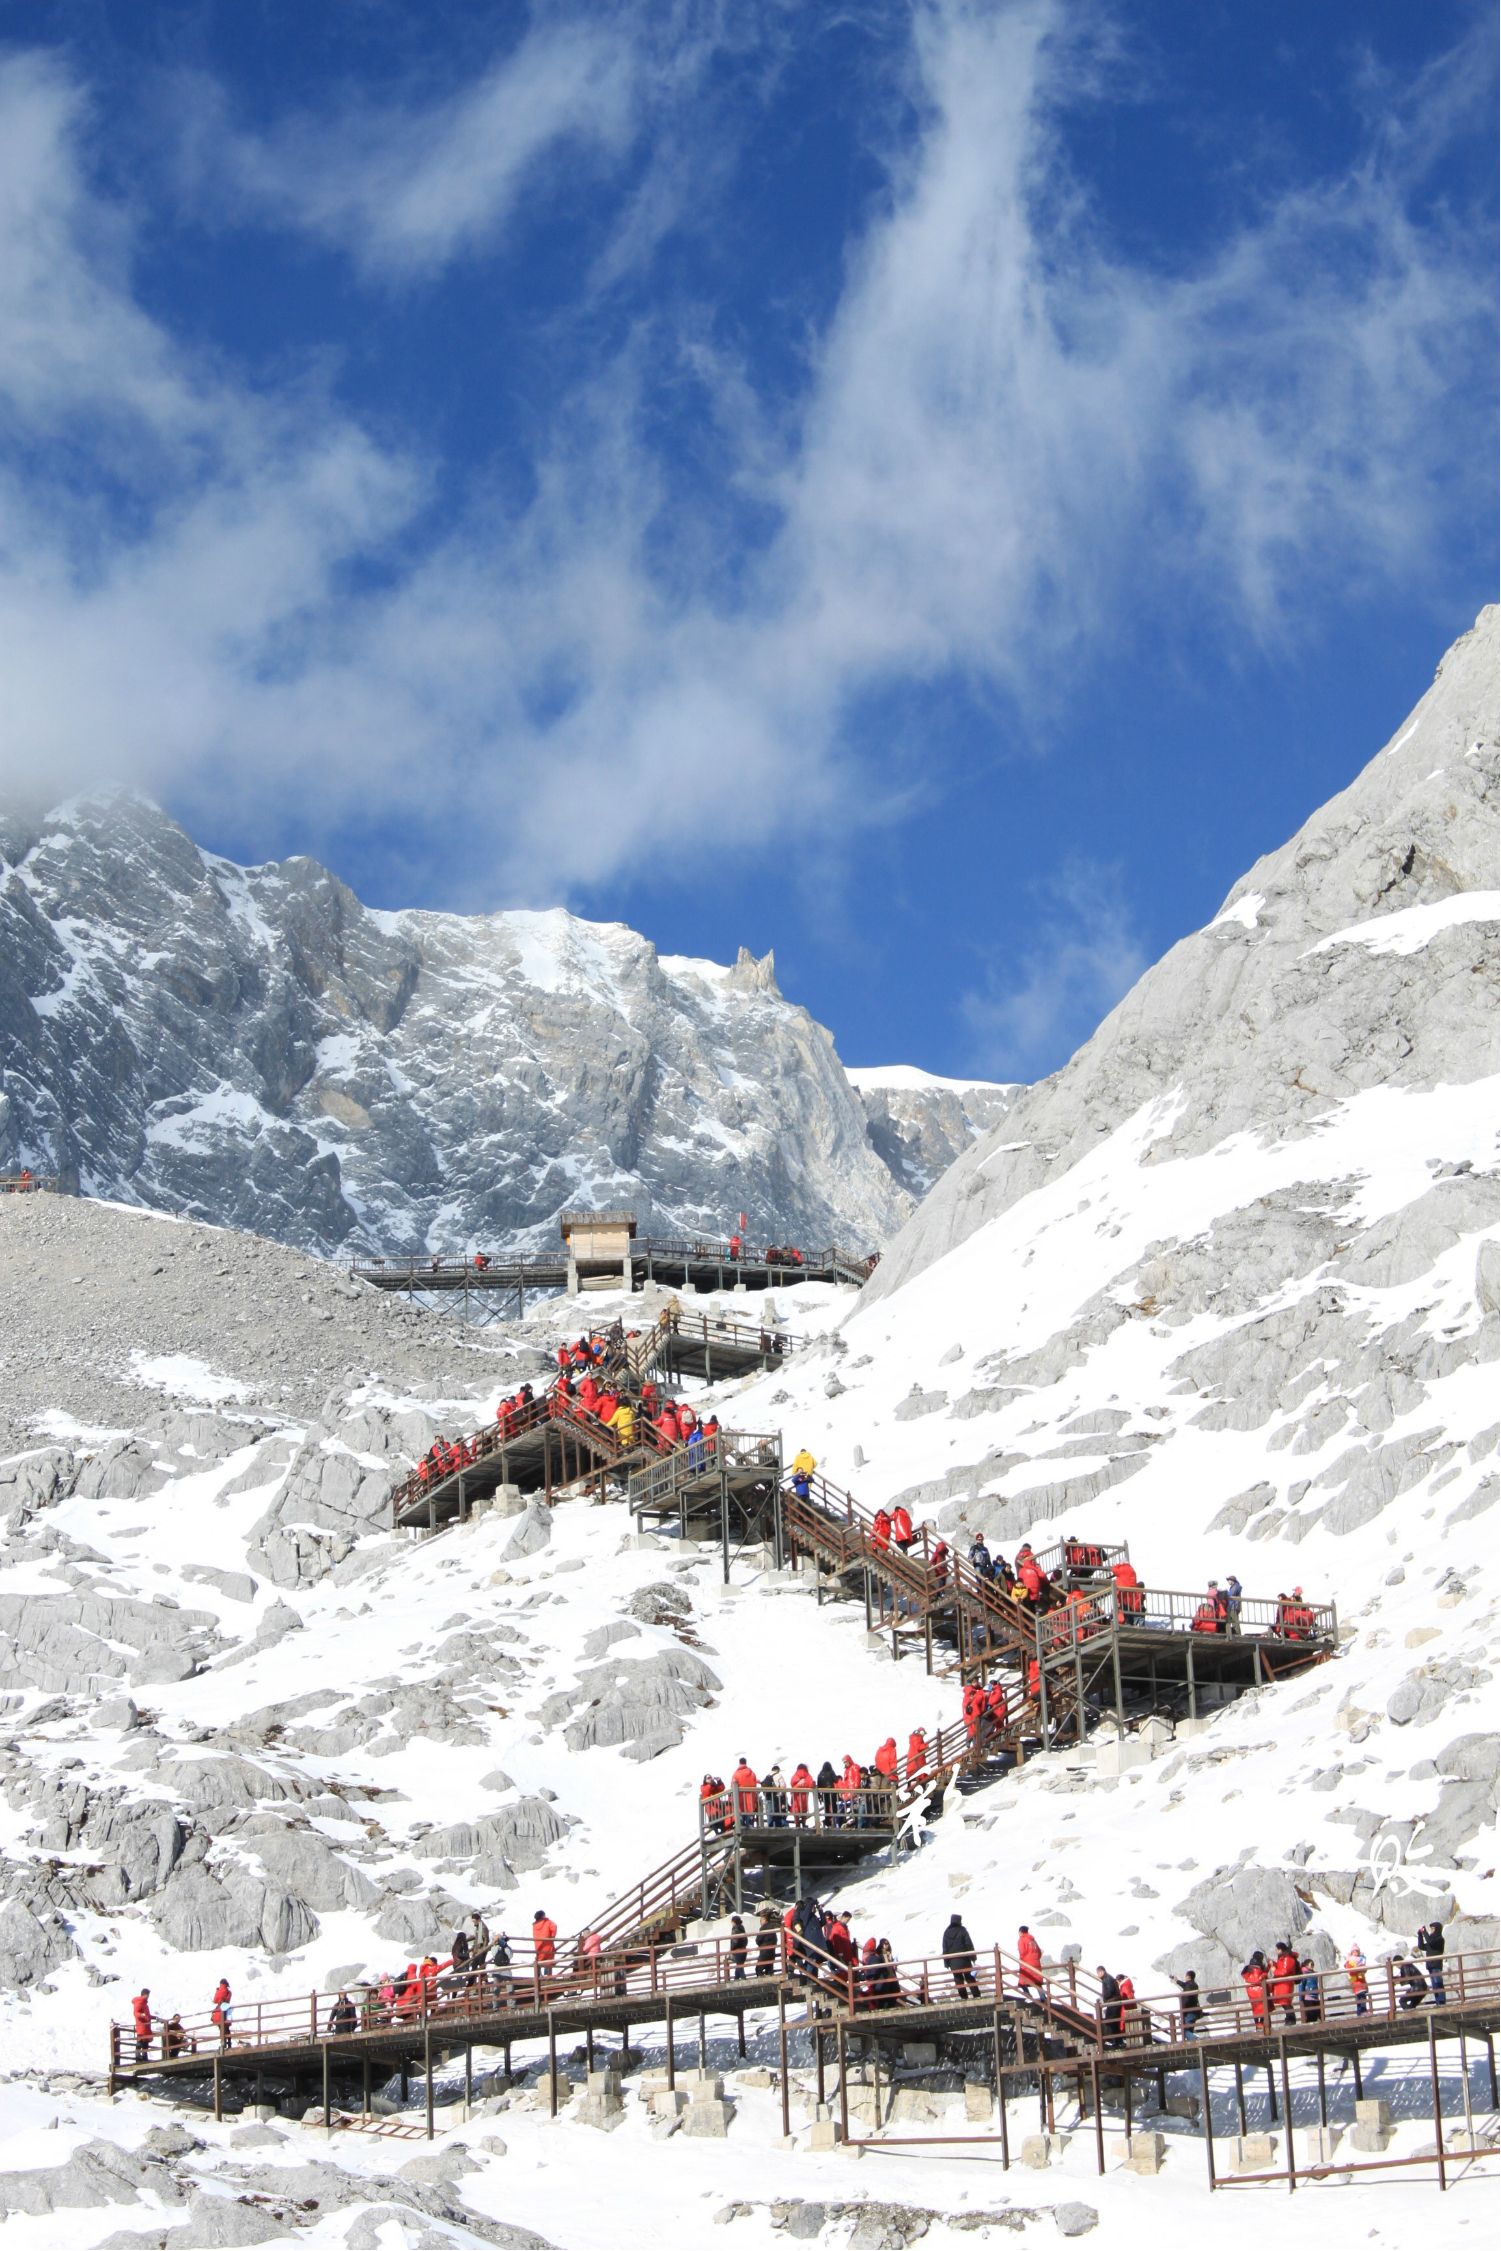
[[503, 1501, 553, 1561], [0, 1898, 78, 1989], [151, 1861, 318, 1953], [238, 1825, 380, 1912]]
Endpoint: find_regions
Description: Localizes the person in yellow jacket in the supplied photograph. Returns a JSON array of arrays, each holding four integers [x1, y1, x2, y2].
[[609, 1401, 637, 1446], [792, 1448, 817, 1479]]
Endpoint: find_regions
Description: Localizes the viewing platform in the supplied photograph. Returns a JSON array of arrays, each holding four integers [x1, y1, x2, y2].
[[349, 1209, 877, 1307]]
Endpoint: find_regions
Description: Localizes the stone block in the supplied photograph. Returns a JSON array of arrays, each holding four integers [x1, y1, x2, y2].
[[575, 2067, 623, 2130], [491, 1485, 527, 1518], [1354, 2098, 1392, 2128], [1113, 2131, 1166, 2175], [1230, 2134, 1275, 2173], [1163, 2093, 1200, 2122], [964, 2081, 994, 2122], [806, 2117, 843, 2151], [683, 2068, 725, 2098], [1020, 2132, 1069, 2169], [1295, 2126, 1341, 2167], [1348, 2122, 1393, 2153], [650, 2089, 688, 2120], [536, 2072, 572, 2107], [889, 2087, 943, 2124], [735, 2067, 774, 2090], [681, 2097, 734, 2138]]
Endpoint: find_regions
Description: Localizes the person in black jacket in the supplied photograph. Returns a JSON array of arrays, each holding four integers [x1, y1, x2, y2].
[[755, 1908, 780, 1979], [1173, 1969, 1202, 2039], [1097, 1966, 1124, 2046], [942, 1912, 980, 1999], [1417, 1921, 1447, 2006], [815, 1759, 840, 1829]]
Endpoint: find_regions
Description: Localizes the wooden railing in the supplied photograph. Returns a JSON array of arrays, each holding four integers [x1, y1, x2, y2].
[[781, 1474, 1068, 1716], [1036, 1585, 1337, 1654], [1031, 1538, 1130, 1581], [118, 1932, 1496, 2079], [0, 1172, 60, 1193], [626, 1429, 780, 1514]]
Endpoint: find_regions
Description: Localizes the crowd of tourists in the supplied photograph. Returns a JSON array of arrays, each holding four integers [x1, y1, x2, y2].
[[696, 1735, 940, 1835], [124, 1904, 1455, 2067]]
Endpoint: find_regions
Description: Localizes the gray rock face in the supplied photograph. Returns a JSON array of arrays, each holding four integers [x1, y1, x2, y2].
[[869, 608, 1498, 1302], [0, 791, 942, 1255], [0, 1896, 78, 1989], [854, 611, 1498, 1565], [0, 1591, 220, 1692], [852, 1074, 1016, 1198]]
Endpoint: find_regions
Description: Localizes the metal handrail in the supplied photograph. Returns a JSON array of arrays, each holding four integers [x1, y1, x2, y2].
[[117, 1929, 1495, 2075], [1031, 1537, 1130, 1579], [782, 1475, 1055, 1688], [625, 1429, 780, 1512], [108, 1929, 783, 2069], [1036, 1585, 1336, 1654]]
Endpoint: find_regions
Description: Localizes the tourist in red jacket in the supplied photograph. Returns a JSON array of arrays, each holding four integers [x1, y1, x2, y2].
[[731, 1759, 760, 1820]]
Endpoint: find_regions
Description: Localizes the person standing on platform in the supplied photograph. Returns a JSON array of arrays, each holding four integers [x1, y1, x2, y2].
[[943, 1910, 980, 1999]]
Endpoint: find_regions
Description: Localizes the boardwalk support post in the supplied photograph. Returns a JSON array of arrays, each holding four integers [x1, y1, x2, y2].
[[1199, 2048, 1216, 2191], [425, 2024, 434, 2140], [1278, 2037, 1294, 2192], [548, 2012, 558, 2116], [213, 2054, 222, 2124], [1090, 2058, 1105, 2174], [778, 1990, 791, 2140], [1429, 2017, 1447, 2190], [837, 2021, 849, 2148], [323, 2040, 331, 2132]]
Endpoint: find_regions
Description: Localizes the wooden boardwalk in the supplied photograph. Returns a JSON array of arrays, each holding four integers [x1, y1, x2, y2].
[[351, 1236, 874, 1307]]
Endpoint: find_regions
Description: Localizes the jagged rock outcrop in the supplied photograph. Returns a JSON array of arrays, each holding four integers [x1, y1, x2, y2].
[[0, 793, 990, 1256], [869, 607, 1498, 1303], [849, 1069, 1016, 1197], [852, 608, 1498, 1552]]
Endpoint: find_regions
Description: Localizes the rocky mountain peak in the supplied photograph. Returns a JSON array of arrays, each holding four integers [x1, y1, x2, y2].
[[0, 797, 1004, 1254]]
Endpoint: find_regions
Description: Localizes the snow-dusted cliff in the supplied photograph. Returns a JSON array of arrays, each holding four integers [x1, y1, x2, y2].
[[0, 796, 994, 1256]]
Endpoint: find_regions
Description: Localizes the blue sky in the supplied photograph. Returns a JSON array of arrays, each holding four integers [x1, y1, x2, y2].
[[0, 1, 1494, 1082]]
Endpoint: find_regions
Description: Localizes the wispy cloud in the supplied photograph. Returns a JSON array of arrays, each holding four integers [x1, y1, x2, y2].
[[958, 857, 1149, 1080], [203, 18, 643, 280], [0, 4, 1492, 900]]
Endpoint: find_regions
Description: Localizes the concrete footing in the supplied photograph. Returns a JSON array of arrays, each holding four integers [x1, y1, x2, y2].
[[1112, 2131, 1166, 2175]]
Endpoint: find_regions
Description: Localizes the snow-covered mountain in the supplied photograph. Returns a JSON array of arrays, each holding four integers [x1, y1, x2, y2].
[[0, 611, 1494, 2248], [0, 794, 1001, 1256]]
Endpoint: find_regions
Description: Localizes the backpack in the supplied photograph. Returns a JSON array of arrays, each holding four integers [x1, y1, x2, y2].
[[492, 1934, 512, 1966]]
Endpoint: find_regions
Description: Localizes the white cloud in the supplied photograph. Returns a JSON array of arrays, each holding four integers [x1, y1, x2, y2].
[[958, 857, 1150, 1079], [211, 19, 642, 280], [0, 5, 1491, 900]]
